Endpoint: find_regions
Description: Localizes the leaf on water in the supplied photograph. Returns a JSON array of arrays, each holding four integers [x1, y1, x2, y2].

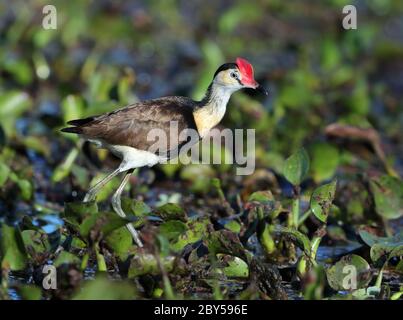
[[21, 230, 51, 258], [159, 220, 187, 242], [359, 230, 403, 263], [121, 198, 152, 217], [105, 227, 134, 261], [63, 201, 98, 226], [79, 211, 132, 240], [128, 253, 176, 278], [73, 276, 137, 300], [206, 230, 247, 262], [369, 175, 403, 220], [155, 203, 187, 222], [275, 226, 311, 255], [283, 148, 310, 186], [310, 180, 337, 223], [170, 217, 211, 252], [217, 254, 249, 278], [0, 224, 28, 271], [326, 254, 372, 291]]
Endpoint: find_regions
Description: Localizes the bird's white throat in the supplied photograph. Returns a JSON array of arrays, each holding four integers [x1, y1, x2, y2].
[[193, 84, 236, 138]]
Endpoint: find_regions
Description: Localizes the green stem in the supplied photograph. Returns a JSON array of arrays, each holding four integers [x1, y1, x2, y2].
[[298, 209, 311, 227], [95, 245, 107, 272], [80, 252, 90, 271], [375, 267, 384, 289], [309, 236, 322, 266], [292, 197, 300, 229], [155, 252, 176, 299]]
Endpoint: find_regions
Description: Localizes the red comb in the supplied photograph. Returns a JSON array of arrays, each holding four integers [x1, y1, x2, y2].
[[236, 57, 256, 87]]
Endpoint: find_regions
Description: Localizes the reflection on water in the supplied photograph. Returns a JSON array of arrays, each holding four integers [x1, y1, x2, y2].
[[316, 243, 362, 262]]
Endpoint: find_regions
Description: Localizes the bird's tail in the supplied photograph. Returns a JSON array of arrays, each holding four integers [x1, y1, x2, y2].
[[61, 116, 96, 134], [60, 126, 83, 134]]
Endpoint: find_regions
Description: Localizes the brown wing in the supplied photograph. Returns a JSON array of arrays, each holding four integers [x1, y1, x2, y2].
[[62, 97, 199, 156]]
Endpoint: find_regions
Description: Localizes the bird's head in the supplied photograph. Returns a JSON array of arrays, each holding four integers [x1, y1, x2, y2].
[[212, 57, 268, 95]]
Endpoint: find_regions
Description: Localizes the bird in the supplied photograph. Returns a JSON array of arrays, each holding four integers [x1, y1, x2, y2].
[[61, 57, 268, 248]]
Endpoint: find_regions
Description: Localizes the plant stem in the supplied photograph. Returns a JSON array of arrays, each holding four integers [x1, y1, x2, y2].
[[292, 197, 300, 228], [155, 251, 176, 299], [309, 236, 322, 266], [298, 209, 312, 226], [95, 245, 107, 272], [292, 185, 301, 229]]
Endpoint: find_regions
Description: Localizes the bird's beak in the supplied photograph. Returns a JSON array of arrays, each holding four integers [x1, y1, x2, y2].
[[241, 78, 268, 95]]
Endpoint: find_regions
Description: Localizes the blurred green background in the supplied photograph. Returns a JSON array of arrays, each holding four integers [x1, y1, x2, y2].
[[0, 0, 402, 300]]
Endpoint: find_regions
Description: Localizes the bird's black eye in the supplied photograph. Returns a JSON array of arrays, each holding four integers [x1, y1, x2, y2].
[[230, 71, 238, 79]]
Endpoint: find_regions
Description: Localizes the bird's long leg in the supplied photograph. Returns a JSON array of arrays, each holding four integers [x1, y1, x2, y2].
[[111, 169, 143, 247], [83, 167, 121, 202]]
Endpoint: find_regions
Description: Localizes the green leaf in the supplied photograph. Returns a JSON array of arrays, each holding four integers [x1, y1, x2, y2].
[[79, 211, 132, 239], [1, 224, 28, 271], [346, 77, 370, 115], [359, 230, 403, 262], [155, 203, 187, 222], [22, 136, 50, 157], [121, 198, 152, 217], [54, 251, 80, 267], [170, 217, 210, 252], [63, 201, 98, 226], [259, 223, 275, 254], [320, 37, 341, 71], [3, 58, 33, 85], [0, 162, 10, 187], [73, 276, 137, 300], [248, 190, 274, 204], [17, 285, 42, 300], [159, 220, 187, 242], [326, 254, 372, 291], [283, 148, 310, 186], [17, 179, 32, 200], [206, 230, 247, 261], [0, 91, 32, 136], [224, 220, 241, 234], [61, 95, 84, 124], [218, 254, 249, 278], [310, 180, 337, 223], [71, 236, 87, 250], [105, 227, 133, 260], [369, 175, 403, 220], [128, 253, 176, 278], [21, 230, 51, 257], [180, 164, 215, 193], [52, 148, 79, 182], [275, 226, 311, 255], [309, 142, 339, 183]]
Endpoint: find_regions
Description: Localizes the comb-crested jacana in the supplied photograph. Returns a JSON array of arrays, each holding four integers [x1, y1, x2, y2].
[[62, 57, 268, 247]]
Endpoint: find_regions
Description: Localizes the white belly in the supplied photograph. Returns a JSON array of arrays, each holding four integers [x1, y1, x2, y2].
[[87, 138, 161, 172], [109, 145, 161, 171]]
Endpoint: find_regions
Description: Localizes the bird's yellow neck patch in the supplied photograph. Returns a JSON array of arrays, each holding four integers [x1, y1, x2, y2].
[[193, 83, 234, 137], [193, 106, 225, 137]]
